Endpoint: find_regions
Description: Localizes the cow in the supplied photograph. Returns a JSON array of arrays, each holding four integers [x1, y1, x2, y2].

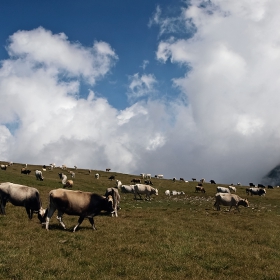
[[95, 173, 100, 179], [146, 174, 152, 179], [249, 183, 255, 187], [115, 180, 122, 189], [133, 184, 158, 200], [120, 185, 135, 194], [216, 186, 230, 194], [210, 180, 216, 184], [195, 186, 206, 193], [69, 171, 75, 178], [45, 189, 114, 232], [257, 184, 266, 188], [21, 168, 31, 175], [58, 173, 67, 184], [165, 190, 170, 196], [144, 180, 153, 185], [214, 193, 249, 212], [155, 174, 163, 179], [228, 186, 237, 193], [35, 170, 44, 181], [61, 165, 67, 170], [200, 178, 205, 183], [1, 165, 7, 170], [246, 187, 266, 196], [172, 177, 176, 182], [192, 178, 196, 181], [268, 185, 274, 189], [106, 168, 111, 172], [104, 187, 120, 217], [180, 178, 185, 181], [108, 175, 115, 181], [140, 173, 146, 179], [131, 178, 141, 184], [64, 180, 73, 189], [0, 182, 45, 222]]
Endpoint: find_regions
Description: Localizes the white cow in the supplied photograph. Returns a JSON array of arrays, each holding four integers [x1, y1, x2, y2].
[[214, 193, 249, 212], [228, 186, 236, 193], [35, 170, 44, 181], [133, 184, 158, 200], [146, 174, 152, 179], [104, 187, 120, 217], [95, 173, 99, 179], [120, 185, 135, 194], [216, 186, 230, 194], [58, 173, 67, 185], [165, 190, 170, 196]]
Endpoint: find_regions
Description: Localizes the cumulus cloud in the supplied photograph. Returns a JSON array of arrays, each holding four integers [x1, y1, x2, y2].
[[153, 0, 280, 183]]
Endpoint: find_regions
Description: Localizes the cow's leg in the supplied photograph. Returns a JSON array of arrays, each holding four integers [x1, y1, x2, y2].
[[0, 199, 7, 215], [56, 211, 66, 230], [25, 208, 32, 219], [73, 216, 85, 232], [88, 217, 96, 230], [45, 207, 57, 230]]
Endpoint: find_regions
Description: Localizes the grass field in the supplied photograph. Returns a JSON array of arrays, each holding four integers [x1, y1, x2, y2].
[[0, 162, 280, 280]]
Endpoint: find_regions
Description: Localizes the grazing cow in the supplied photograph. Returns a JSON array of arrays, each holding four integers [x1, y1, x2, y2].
[[120, 185, 135, 194], [216, 186, 230, 194], [106, 168, 111, 172], [165, 190, 170, 196], [1, 165, 7, 170], [228, 186, 237, 193], [144, 180, 153, 185], [195, 186, 206, 193], [133, 184, 158, 200], [257, 184, 266, 188], [108, 175, 115, 181], [246, 187, 266, 196], [210, 180, 216, 184], [64, 180, 73, 189], [0, 182, 45, 222], [180, 178, 185, 181], [35, 170, 44, 181], [45, 189, 114, 232], [21, 168, 31, 175], [146, 174, 152, 179], [131, 178, 141, 184], [214, 193, 249, 212], [104, 187, 120, 217], [95, 173, 100, 179], [268, 185, 274, 189], [58, 173, 67, 184]]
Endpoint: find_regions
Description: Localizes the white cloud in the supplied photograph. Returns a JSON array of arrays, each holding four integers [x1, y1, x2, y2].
[[127, 73, 157, 99]]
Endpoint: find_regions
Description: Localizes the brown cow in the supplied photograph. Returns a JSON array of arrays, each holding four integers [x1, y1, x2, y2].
[[45, 189, 114, 232], [195, 186, 206, 193]]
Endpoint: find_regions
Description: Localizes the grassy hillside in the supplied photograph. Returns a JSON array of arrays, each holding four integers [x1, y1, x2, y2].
[[0, 162, 280, 280]]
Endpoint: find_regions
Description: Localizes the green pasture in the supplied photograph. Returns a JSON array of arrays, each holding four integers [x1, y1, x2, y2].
[[0, 162, 280, 280]]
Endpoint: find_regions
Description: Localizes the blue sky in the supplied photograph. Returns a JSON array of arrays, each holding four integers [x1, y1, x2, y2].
[[0, 0, 187, 110], [1, 0, 280, 184]]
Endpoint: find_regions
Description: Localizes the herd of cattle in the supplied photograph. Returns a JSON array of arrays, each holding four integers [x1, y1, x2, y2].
[[0, 163, 274, 232]]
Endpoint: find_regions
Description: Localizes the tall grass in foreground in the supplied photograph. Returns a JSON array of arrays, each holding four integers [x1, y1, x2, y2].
[[0, 162, 280, 279]]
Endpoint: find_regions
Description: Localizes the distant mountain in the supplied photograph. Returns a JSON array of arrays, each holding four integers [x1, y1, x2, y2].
[[262, 164, 280, 186]]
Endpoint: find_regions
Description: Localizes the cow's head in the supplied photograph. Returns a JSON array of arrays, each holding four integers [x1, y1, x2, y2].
[[37, 207, 48, 223], [106, 195, 114, 214], [239, 199, 249, 208]]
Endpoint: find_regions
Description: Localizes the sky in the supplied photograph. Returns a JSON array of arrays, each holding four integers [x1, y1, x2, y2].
[[0, 0, 280, 185]]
